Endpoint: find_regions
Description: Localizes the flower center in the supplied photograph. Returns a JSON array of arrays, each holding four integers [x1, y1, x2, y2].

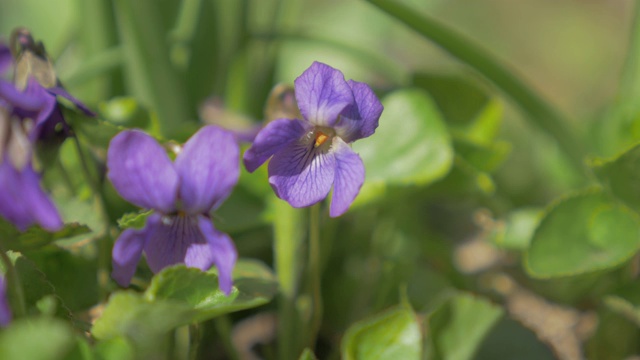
[[314, 131, 329, 148], [309, 126, 336, 152]]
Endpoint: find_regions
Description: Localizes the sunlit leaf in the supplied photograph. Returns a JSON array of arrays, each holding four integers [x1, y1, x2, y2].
[[428, 292, 503, 360], [591, 143, 640, 214], [0, 317, 76, 360], [92, 260, 277, 341], [526, 189, 640, 277], [353, 89, 453, 206], [490, 208, 543, 251], [342, 305, 421, 360]]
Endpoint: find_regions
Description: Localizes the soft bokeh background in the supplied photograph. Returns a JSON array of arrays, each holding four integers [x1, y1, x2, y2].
[[1, 1, 640, 359]]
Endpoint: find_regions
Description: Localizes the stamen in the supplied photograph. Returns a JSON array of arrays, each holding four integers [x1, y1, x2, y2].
[[314, 131, 329, 148]]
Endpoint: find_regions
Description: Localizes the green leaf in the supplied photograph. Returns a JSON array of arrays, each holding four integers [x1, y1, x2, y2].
[[526, 189, 640, 277], [591, 143, 640, 213], [92, 260, 277, 342], [116, 210, 153, 230], [411, 73, 490, 126], [93, 337, 135, 360], [353, 89, 453, 205], [490, 208, 543, 251], [453, 137, 511, 173], [0, 317, 76, 360], [341, 305, 421, 360], [428, 293, 503, 360], [298, 348, 318, 360], [0, 220, 91, 253]]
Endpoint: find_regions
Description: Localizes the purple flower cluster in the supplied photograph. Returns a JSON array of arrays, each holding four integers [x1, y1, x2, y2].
[[244, 62, 383, 217], [108, 126, 239, 294], [107, 61, 381, 294]]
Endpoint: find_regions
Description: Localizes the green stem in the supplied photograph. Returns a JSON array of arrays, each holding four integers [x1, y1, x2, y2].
[[71, 136, 110, 299], [0, 243, 26, 317], [188, 324, 201, 360], [308, 203, 322, 348], [366, 0, 588, 176]]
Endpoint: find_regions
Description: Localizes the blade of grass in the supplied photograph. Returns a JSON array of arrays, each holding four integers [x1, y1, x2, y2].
[[366, 0, 588, 177]]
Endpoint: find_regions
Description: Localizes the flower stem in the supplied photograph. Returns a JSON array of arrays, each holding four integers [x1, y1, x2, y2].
[[71, 135, 110, 299], [308, 203, 323, 348], [188, 324, 200, 360], [0, 242, 26, 317]]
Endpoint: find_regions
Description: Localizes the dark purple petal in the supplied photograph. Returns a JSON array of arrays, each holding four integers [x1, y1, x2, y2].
[[111, 222, 150, 287], [268, 140, 336, 208], [21, 166, 62, 231], [0, 276, 10, 327], [196, 216, 237, 295], [0, 43, 11, 75], [294, 62, 354, 127], [0, 79, 45, 111], [329, 138, 365, 217], [0, 162, 61, 231], [143, 214, 204, 273], [47, 86, 96, 117], [107, 130, 179, 213], [0, 162, 31, 230], [243, 118, 309, 173], [335, 80, 383, 142], [175, 125, 240, 214]]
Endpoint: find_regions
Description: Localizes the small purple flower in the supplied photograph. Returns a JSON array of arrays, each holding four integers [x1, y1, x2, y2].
[[244, 62, 383, 217], [107, 125, 240, 294], [0, 46, 62, 231], [0, 276, 10, 327], [6, 32, 95, 142]]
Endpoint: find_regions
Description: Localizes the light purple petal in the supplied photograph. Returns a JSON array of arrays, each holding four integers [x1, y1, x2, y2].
[[196, 215, 237, 295], [175, 125, 240, 214], [294, 62, 354, 127], [143, 214, 205, 273], [0, 276, 11, 327], [335, 80, 383, 142], [47, 86, 96, 117], [0, 43, 11, 75], [329, 138, 365, 217], [268, 140, 336, 208], [243, 118, 309, 173], [107, 130, 179, 213], [111, 222, 150, 287], [21, 166, 62, 231]]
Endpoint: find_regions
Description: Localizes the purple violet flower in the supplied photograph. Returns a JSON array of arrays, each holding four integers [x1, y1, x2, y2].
[[107, 125, 240, 294], [0, 276, 10, 327], [0, 45, 62, 232], [6, 33, 95, 142], [243, 62, 383, 217]]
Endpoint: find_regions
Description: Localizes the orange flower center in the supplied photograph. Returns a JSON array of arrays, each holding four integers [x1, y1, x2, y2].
[[314, 131, 329, 148]]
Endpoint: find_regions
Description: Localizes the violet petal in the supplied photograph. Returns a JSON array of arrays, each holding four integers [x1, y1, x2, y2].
[[197, 215, 237, 295], [175, 125, 240, 213], [0, 80, 44, 111], [329, 138, 365, 217], [0, 43, 11, 75], [294, 62, 354, 127], [335, 80, 383, 142], [21, 166, 62, 231], [268, 140, 336, 208], [143, 214, 204, 273], [243, 118, 308, 173], [107, 130, 179, 213], [111, 223, 149, 287]]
